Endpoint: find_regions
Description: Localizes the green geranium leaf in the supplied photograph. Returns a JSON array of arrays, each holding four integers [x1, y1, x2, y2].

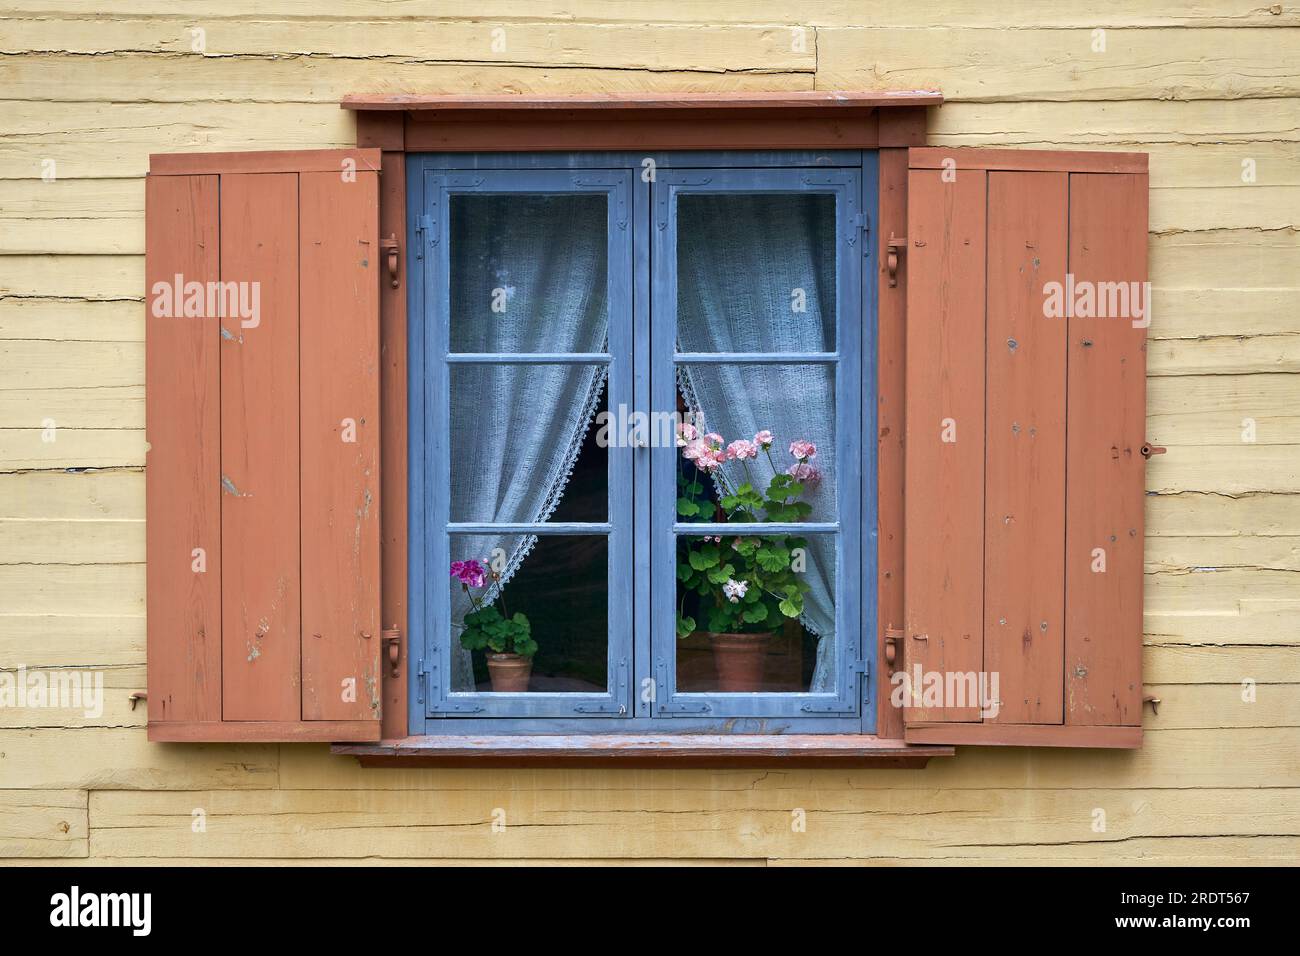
[[688, 543, 720, 570], [755, 544, 790, 572]]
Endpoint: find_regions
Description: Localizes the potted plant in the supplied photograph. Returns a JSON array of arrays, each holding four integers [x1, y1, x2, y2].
[[450, 559, 537, 692], [674, 427, 818, 691]]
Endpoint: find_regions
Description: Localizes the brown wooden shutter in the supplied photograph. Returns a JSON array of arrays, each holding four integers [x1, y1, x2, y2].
[[901, 148, 1149, 749], [145, 150, 382, 742]]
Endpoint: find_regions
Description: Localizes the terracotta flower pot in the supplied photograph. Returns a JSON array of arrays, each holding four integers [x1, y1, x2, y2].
[[486, 652, 533, 692], [706, 631, 771, 692]]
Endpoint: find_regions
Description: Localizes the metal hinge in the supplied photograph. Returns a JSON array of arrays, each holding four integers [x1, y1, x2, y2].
[[654, 656, 712, 714], [886, 233, 907, 287], [852, 657, 872, 708], [576, 659, 630, 714], [849, 212, 870, 250], [415, 213, 434, 258], [884, 627, 904, 668], [799, 658, 871, 713], [660, 699, 712, 715], [382, 628, 401, 678], [379, 235, 400, 288]]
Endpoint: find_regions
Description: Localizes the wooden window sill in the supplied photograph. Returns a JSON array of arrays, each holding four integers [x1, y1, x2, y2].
[[331, 734, 953, 768]]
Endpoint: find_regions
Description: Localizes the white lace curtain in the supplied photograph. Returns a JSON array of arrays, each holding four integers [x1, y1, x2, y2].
[[675, 193, 840, 693], [447, 194, 608, 691], [444, 191, 839, 694]]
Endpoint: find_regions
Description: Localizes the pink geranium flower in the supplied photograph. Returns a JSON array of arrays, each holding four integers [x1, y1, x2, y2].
[[753, 430, 774, 449], [789, 439, 817, 461], [450, 559, 486, 589], [787, 462, 822, 484], [703, 432, 725, 450], [676, 421, 698, 447], [727, 439, 759, 460]]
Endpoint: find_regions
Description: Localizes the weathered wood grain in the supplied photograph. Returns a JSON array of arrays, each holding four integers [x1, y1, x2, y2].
[[297, 169, 381, 723], [84, 785, 1300, 860], [818, 27, 1300, 101], [0, 0, 1295, 865], [983, 170, 1068, 725], [0, 299, 141, 343], [3, 0, 1297, 27], [1147, 491, 1300, 537], [0, 615, 143, 668], [0, 17, 817, 72], [903, 167, 986, 722], [0, 665, 145, 729], [218, 172, 302, 722], [0, 729, 277, 790], [0, 56, 814, 107], [0, 790, 87, 858]]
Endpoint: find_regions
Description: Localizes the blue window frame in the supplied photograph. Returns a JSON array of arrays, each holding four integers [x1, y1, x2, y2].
[[408, 151, 878, 735]]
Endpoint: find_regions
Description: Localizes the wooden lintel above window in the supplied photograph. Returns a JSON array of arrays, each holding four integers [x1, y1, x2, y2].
[[342, 90, 942, 111], [344, 90, 942, 151], [332, 735, 954, 769]]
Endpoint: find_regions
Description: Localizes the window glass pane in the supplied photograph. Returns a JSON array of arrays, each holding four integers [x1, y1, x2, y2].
[[450, 534, 608, 694], [674, 532, 837, 693], [676, 193, 836, 353], [450, 194, 608, 353], [449, 364, 607, 523], [675, 363, 836, 523]]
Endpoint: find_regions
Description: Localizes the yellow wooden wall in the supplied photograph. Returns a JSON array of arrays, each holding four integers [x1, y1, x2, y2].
[[1, 1, 1296, 865]]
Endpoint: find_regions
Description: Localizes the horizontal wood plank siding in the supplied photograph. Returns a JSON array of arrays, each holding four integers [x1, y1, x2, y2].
[[1, 3, 1294, 865]]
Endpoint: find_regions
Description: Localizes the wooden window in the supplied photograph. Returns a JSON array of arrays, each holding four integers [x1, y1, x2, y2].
[[407, 152, 875, 734], [144, 97, 1152, 759]]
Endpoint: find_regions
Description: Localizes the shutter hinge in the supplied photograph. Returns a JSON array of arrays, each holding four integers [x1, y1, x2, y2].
[[382, 627, 402, 678], [379, 235, 400, 288], [886, 233, 907, 287], [884, 627, 904, 669]]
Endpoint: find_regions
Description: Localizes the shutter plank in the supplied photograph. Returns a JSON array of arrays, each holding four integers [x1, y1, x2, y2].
[[984, 171, 1068, 725], [299, 169, 382, 721], [903, 168, 986, 722], [145, 174, 221, 724], [219, 173, 301, 721], [1065, 172, 1148, 727]]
